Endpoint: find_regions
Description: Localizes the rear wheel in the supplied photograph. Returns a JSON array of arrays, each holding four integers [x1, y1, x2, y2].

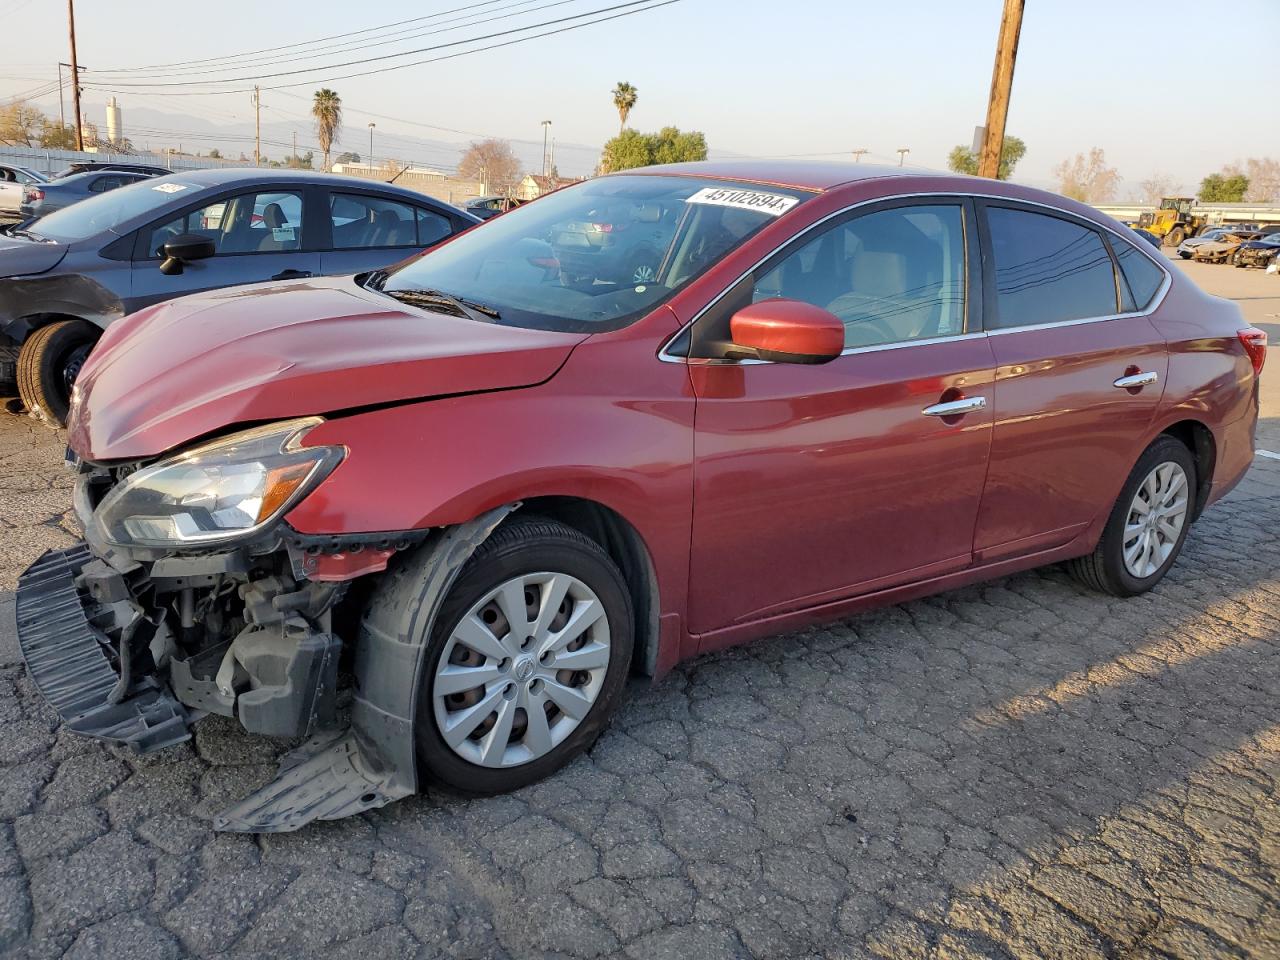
[[1165, 226, 1185, 247], [1067, 436, 1196, 597], [16, 320, 97, 426], [414, 518, 633, 794]]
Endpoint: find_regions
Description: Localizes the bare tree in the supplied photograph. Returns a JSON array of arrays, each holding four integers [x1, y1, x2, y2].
[[1053, 148, 1121, 203], [1237, 158, 1279, 202], [1136, 173, 1180, 205], [458, 138, 521, 193], [0, 100, 44, 146]]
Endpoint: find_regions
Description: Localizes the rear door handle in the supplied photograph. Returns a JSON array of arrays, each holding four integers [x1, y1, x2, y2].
[[922, 396, 987, 417], [272, 269, 312, 281], [1113, 371, 1158, 389]]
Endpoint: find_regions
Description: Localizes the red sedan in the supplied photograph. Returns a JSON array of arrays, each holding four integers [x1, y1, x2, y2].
[[17, 162, 1265, 831]]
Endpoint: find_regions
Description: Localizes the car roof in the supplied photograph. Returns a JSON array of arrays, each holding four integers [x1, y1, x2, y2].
[[619, 160, 936, 192], [149, 166, 466, 209]]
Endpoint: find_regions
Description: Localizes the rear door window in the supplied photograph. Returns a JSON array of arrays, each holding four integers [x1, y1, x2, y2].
[[1110, 237, 1167, 311], [330, 193, 421, 249], [985, 206, 1119, 329]]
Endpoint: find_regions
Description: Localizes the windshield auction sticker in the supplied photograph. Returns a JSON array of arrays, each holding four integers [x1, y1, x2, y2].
[[686, 187, 799, 217], [151, 183, 190, 194]]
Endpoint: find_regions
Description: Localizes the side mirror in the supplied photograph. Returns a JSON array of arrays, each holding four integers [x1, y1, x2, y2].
[[727, 298, 844, 365], [159, 234, 216, 276]]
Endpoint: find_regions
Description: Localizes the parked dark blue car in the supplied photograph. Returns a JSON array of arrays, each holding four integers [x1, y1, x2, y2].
[[0, 168, 479, 424]]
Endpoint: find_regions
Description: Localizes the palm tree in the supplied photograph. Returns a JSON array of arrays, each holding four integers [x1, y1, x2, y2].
[[312, 88, 343, 171], [612, 82, 638, 133]]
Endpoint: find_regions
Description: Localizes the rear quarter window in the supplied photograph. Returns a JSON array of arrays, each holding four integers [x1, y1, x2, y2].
[[1110, 238, 1167, 311]]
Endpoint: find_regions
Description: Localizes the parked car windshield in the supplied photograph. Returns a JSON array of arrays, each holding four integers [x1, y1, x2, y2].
[[379, 175, 814, 332], [26, 177, 196, 243]]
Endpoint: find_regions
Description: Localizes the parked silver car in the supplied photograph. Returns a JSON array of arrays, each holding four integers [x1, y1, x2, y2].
[[0, 164, 47, 215], [19, 169, 157, 218]]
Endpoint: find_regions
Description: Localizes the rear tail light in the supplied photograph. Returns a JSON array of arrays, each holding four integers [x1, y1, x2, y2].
[[528, 256, 560, 271], [1238, 327, 1267, 376], [25, 188, 44, 202]]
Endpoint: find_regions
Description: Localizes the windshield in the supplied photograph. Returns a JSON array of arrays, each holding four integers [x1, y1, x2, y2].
[[379, 175, 813, 332], [28, 176, 196, 243]]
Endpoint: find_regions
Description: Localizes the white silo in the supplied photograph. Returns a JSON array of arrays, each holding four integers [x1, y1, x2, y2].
[[105, 97, 122, 145]]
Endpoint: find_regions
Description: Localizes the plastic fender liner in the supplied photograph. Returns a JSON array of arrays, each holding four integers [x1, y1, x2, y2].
[[213, 503, 517, 833]]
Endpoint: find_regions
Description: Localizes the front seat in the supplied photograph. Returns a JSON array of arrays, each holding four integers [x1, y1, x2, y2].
[[827, 250, 936, 348], [256, 203, 291, 251]]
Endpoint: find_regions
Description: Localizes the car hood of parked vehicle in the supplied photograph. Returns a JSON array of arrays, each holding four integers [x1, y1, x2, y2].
[[0, 234, 69, 279], [69, 275, 588, 462]]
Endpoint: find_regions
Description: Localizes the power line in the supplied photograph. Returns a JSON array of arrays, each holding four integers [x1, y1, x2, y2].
[[80, 0, 680, 93], [93, 0, 517, 72], [91, 0, 573, 79]]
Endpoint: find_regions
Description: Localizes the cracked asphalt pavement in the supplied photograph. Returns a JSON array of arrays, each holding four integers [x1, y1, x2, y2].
[[1, 260, 1279, 959]]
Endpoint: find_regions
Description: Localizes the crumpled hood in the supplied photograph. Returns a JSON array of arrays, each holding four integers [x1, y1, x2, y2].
[[69, 276, 587, 461], [0, 234, 68, 279]]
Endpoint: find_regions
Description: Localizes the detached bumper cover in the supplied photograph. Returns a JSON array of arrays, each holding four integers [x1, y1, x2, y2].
[[15, 546, 191, 753]]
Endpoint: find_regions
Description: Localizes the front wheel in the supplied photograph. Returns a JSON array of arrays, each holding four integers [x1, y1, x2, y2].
[[1165, 227, 1185, 247], [16, 320, 97, 427], [414, 518, 633, 794], [1067, 436, 1196, 597]]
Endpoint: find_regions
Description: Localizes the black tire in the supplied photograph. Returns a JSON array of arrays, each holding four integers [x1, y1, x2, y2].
[[1165, 227, 1185, 247], [622, 247, 660, 286], [16, 320, 98, 427], [1067, 435, 1196, 597], [411, 517, 633, 794]]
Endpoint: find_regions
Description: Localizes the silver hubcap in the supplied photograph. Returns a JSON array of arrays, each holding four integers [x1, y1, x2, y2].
[[1123, 461, 1189, 579], [632, 264, 656, 283], [433, 572, 611, 768]]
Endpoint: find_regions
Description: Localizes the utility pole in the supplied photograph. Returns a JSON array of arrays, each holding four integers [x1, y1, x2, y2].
[[541, 120, 552, 178], [977, 0, 1025, 179], [851, 148, 868, 163], [368, 122, 375, 173], [66, 0, 83, 150], [292, 130, 297, 168], [897, 148, 910, 167], [256, 88, 264, 166]]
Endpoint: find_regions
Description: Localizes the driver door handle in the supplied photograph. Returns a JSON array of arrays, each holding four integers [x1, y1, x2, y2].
[[1113, 371, 1159, 389], [272, 269, 312, 281], [922, 396, 987, 417]]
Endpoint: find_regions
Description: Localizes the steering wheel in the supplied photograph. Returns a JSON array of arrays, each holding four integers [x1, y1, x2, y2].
[[824, 292, 902, 346]]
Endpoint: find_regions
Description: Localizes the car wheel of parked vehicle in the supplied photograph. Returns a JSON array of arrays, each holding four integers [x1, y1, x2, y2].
[[1067, 435, 1195, 597], [411, 517, 633, 794], [16, 320, 97, 426], [625, 249, 660, 286]]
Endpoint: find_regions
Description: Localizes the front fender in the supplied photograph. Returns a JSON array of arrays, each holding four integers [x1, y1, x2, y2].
[[0, 274, 122, 341]]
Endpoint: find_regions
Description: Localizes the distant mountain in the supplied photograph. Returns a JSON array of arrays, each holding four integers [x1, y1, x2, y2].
[[29, 96, 602, 177]]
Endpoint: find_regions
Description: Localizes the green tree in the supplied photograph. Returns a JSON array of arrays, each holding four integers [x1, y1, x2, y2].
[[335, 151, 361, 164], [207, 148, 222, 159], [600, 126, 708, 173], [311, 88, 343, 170], [947, 135, 1026, 180], [38, 121, 77, 150], [612, 81, 638, 133], [1199, 172, 1249, 202]]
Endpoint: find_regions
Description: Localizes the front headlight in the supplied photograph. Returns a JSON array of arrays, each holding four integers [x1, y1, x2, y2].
[[92, 417, 344, 549]]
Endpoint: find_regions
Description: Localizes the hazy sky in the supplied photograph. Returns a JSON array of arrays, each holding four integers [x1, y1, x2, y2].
[[2, 0, 1277, 192]]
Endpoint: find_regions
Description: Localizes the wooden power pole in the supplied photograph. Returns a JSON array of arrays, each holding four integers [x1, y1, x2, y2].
[[978, 0, 1025, 179], [66, 0, 83, 151], [253, 87, 261, 166]]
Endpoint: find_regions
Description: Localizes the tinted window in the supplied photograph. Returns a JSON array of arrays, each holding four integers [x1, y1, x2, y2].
[[416, 207, 452, 246], [1111, 238, 1166, 311], [751, 205, 967, 348], [148, 190, 304, 257], [330, 193, 419, 249], [987, 207, 1118, 329]]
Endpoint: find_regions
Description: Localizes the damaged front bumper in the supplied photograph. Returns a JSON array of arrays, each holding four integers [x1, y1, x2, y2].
[[15, 501, 514, 832]]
